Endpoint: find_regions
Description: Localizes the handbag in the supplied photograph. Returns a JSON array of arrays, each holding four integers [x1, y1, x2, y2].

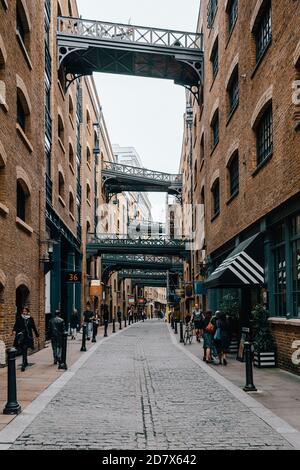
[[16, 331, 24, 347], [205, 322, 214, 334]]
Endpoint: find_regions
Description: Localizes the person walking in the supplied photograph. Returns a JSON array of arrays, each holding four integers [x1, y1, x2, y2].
[[192, 304, 203, 342], [48, 310, 65, 366], [117, 307, 122, 330], [128, 307, 134, 325], [83, 302, 93, 341], [70, 309, 79, 340], [13, 307, 39, 372], [202, 310, 215, 363], [92, 310, 100, 343], [103, 304, 109, 337], [214, 312, 231, 366]]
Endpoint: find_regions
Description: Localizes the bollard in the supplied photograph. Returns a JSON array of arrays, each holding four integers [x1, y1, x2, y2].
[[124, 317, 127, 328], [81, 324, 87, 352], [3, 348, 21, 415], [58, 332, 68, 370], [113, 319, 116, 333], [180, 321, 184, 343], [104, 321, 108, 337], [243, 341, 257, 392], [119, 320, 122, 330], [174, 319, 178, 334]]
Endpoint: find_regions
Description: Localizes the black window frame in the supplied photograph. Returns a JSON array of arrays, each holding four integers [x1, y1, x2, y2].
[[17, 94, 26, 131], [212, 180, 220, 218], [211, 111, 219, 149], [228, 68, 239, 115], [207, 0, 218, 29], [17, 181, 26, 221], [211, 39, 219, 80], [228, 152, 239, 198], [256, 104, 273, 167], [255, 0, 272, 63], [228, 0, 238, 34]]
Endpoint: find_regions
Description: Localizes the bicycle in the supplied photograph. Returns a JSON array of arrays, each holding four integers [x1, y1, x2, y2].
[[183, 322, 194, 345]]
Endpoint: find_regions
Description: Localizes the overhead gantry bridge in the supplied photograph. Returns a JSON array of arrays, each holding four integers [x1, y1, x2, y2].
[[101, 254, 183, 283], [87, 234, 189, 258], [101, 161, 182, 202], [57, 17, 203, 101]]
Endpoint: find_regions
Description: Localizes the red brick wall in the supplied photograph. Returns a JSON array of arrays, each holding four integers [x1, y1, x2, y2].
[[270, 321, 300, 376]]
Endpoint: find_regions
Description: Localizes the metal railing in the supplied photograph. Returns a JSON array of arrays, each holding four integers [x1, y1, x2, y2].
[[58, 17, 203, 51], [102, 161, 182, 184], [89, 233, 186, 244], [101, 254, 183, 264]]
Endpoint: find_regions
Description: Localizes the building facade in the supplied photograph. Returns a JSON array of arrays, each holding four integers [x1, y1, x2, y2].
[[183, 0, 300, 374], [0, 0, 46, 355]]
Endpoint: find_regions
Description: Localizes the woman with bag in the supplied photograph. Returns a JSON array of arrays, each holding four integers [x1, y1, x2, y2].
[[13, 307, 39, 372], [214, 311, 230, 365], [202, 310, 215, 363]]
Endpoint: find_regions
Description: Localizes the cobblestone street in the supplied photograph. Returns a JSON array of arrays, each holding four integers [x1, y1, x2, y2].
[[9, 321, 292, 450]]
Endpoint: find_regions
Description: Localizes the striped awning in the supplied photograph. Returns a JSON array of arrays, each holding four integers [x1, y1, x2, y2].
[[205, 233, 264, 289]]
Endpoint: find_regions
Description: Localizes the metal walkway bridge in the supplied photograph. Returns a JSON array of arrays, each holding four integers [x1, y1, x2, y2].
[[87, 234, 189, 258], [102, 161, 182, 200], [57, 17, 203, 99]]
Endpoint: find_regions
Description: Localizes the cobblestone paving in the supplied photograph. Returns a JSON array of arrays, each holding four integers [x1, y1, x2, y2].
[[11, 321, 291, 450]]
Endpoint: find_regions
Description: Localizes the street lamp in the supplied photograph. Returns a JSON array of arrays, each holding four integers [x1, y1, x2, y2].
[[40, 239, 59, 275]]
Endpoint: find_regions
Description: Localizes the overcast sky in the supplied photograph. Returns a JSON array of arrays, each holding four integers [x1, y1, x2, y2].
[[76, 0, 200, 221]]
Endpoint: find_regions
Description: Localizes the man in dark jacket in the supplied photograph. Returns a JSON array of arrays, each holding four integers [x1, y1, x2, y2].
[[117, 308, 122, 330], [83, 302, 94, 341], [48, 310, 65, 365], [13, 307, 39, 372]]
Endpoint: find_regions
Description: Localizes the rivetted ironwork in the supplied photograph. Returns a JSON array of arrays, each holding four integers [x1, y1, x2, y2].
[[57, 17, 203, 98], [87, 234, 189, 257], [102, 160, 182, 200]]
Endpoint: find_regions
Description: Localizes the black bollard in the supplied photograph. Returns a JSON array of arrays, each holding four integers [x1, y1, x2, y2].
[[104, 321, 108, 337], [243, 341, 257, 392], [3, 348, 21, 415], [174, 319, 178, 334], [124, 317, 127, 328], [58, 332, 68, 370], [180, 320, 184, 343], [113, 319, 116, 333], [119, 320, 122, 330], [81, 324, 87, 352]]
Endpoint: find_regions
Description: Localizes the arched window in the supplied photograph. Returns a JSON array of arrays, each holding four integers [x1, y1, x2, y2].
[[227, 0, 238, 35], [58, 114, 64, 144], [69, 143, 74, 168], [68, 0, 73, 16], [252, 0, 272, 64], [69, 192, 74, 216], [211, 179, 220, 218], [16, 84, 31, 134], [211, 109, 219, 149], [227, 65, 239, 116], [210, 37, 219, 80], [0, 36, 6, 104], [86, 182, 91, 203], [16, 284, 30, 315], [17, 179, 30, 222], [228, 151, 239, 198], [0, 143, 7, 205], [87, 146, 91, 165], [16, 0, 31, 52], [255, 103, 273, 166], [58, 171, 65, 199], [69, 95, 74, 121], [86, 109, 91, 131]]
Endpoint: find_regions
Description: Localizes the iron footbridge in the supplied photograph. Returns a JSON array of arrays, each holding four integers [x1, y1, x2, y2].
[[57, 17, 203, 100]]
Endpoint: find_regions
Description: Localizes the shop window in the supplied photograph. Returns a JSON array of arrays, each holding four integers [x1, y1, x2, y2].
[[254, 0, 272, 63], [256, 104, 273, 166]]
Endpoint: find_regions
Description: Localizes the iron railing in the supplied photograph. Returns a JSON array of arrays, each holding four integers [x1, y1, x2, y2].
[[101, 254, 183, 265], [58, 17, 203, 51], [102, 161, 182, 184]]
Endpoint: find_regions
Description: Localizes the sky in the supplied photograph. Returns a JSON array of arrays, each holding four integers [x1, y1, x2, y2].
[[76, 0, 200, 221]]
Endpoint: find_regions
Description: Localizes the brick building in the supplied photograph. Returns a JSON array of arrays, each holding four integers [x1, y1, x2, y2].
[[0, 0, 46, 352], [182, 0, 300, 374]]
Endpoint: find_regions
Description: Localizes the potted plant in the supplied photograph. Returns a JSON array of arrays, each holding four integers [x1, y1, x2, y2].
[[251, 304, 277, 368]]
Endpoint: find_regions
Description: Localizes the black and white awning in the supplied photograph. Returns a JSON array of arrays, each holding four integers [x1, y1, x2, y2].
[[205, 233, 265, 289]]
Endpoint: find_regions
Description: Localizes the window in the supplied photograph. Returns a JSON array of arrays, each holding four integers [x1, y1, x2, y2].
[[17, 94, 26, 131], [69, 95, 74, 121], [211, 179, 220, 218], [68, 0, 73, 16], [87, 146, 91, 165], [200, 134, 204, 162], [227, 0, 238, 34], [211, 110, 219, 149], [17, 180, 28, 221], [211, 38, 219, 80], [273, 224, 287, 316], [87, 183, 91, 202], [255, 1, 272, 63], [227, 67, 239, 115], [291, 215, 300, 317], [86, 109, 91, 130], [58, 172, 65, 199], [58, 114, 64, 144], [69, 192, 74, 216], [16, 0, 30, 52], [228, 152, 239, 197], [207, 0, 218, 29], [69, 143, 74, 168], [256, 104, 273, 166]]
